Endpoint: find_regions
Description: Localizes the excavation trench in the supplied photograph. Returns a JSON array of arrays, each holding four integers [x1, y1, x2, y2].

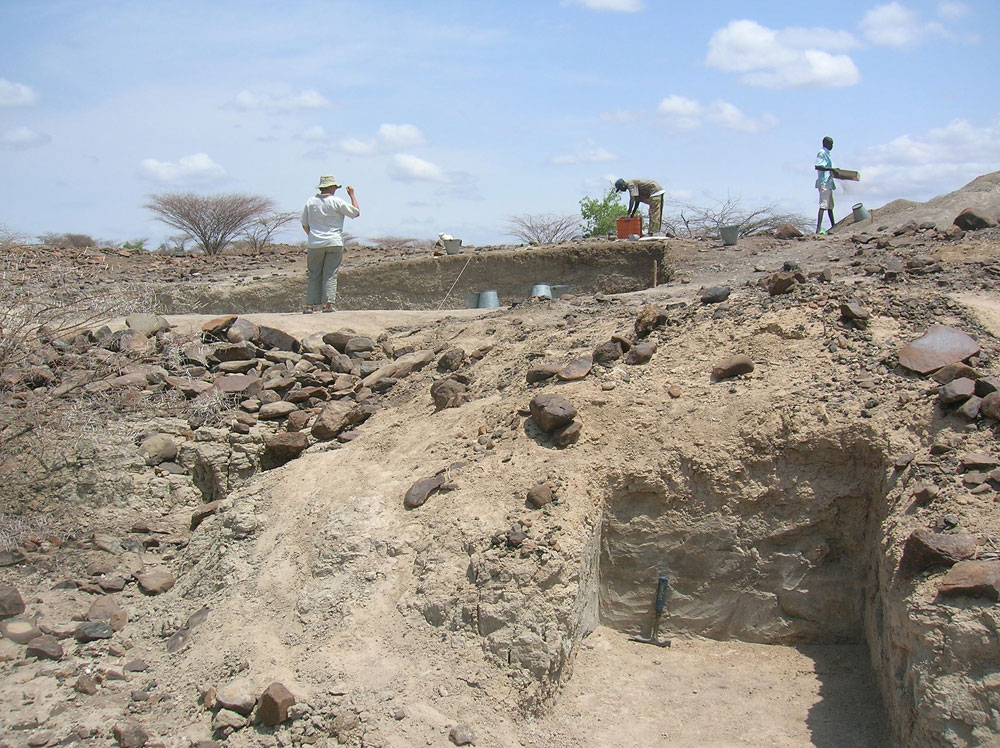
[[566, 434, 893, 742]]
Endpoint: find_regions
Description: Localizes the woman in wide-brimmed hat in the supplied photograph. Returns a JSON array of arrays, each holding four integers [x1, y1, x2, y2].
[[300, 175, 360, 312]]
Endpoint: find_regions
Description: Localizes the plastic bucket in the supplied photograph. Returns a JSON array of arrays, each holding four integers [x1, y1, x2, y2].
[[852, 203, 869, 222], [531, 284, 552, 299], [720, 225, 739, 246], [478, 290, 500, 309], [443, 238, 462, 255]]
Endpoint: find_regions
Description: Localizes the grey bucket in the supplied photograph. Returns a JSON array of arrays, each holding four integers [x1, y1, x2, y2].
[[465, 292, 480, 309], [443, 238, 462, 254], [478, 290, 500, 309], [852, 203, 869, 222], [531, 283, 552, 299], [551, 284, 574, 298], [720, 225, 739, 246]]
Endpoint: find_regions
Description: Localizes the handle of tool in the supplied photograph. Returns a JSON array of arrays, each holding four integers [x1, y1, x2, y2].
[[655, 575, 669, 614]]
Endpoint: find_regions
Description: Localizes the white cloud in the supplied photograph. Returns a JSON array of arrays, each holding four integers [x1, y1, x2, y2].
[[855, 118, 1000, 200], [0, 78, 39, 107], [938, 1, 970, 20], [563, 0, 644, 11], [706, 19, 861, 89], [339, 123, 427, 155], [0, 126, 50, 149], [388, 154, 448, 183], [551, 139, 617, 164], [860, 2, 952, 47], [600, 109, 641, 124], [230, 88, 330, 112], [656, 94, 777, 133], [657, 95, 704, 130], [139, 152, 226, 183], [299, 125, 327, 141]]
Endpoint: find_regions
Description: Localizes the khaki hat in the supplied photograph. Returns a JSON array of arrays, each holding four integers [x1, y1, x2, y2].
[[316, 175, 341, 189]]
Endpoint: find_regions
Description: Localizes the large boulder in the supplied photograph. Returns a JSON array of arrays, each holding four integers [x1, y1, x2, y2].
[[953, 208, 997, 231]]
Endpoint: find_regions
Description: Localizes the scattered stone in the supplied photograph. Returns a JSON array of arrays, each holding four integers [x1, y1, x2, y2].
[[957, 396, 982, 420], [634, 304, 668, 338], [980, 392, 1000, 420], [526, 364, 562, 384], [529, 393, 577, 432], [449, 724, 476, 746], [431, 378, 470, 411], [552, 420, 583, 448], [526, 483, 553, 508], [840, 300, 870, 325], [765, 272, 797, 295], [217, 677, 257, 715], [592, 341, 623, 366], [774, 223, 803, 240], [938, 377, 976, 405], [700, 286, 731, 304], [975, 375, 1000, 397], [937, 561, 1000, 601], [437, 348, 465, 372], [263, 431, 309, 464], [711, 354, 754, 381], [126, 313, 169, 337], [0, 585, 25, 618], [900, 530, 977, 575], [953, 207, 998, 231], [557, 354, 593, 381], [139, 434, 177, 466], [931, 363, 979, 384], [256, 682, 296, 725], [625, 341, 656, 365], [135, 569, 175, 595], [506, 525, 527, 548], [75, 621, 114, 642], [258, 326, 300, 352], [212, 709, 247, 733], [75, 674, 99, 694], [311, 400, 365, 440], [404, 476, 446, 509], [258, 401, 299, 420], [191, 500, 224, 531], [26, 635, 63, 660], [898, 325, 980, 375]]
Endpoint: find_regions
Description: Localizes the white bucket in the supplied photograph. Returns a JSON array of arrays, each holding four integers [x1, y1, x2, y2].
[[443, 238, 462, 255], [720, 225, 739, 246], [478, 290, 500, 308], [531, 284, 552, 299]]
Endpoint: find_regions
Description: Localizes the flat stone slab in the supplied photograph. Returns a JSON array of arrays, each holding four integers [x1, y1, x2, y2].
[[937, 560, 1000, 601], [898, 325, 980, 375]]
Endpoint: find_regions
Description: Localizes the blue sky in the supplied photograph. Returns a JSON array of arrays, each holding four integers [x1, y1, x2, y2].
[[1, 0, 998, 246]]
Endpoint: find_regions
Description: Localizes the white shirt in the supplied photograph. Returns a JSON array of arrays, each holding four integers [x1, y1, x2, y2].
[[301, 194, 360, 248]]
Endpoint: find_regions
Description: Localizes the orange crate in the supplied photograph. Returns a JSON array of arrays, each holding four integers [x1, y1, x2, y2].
[[616, 216, 642, 239]]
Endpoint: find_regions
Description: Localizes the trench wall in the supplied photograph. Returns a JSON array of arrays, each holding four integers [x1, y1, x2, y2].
[[149, 242, 669, 314]]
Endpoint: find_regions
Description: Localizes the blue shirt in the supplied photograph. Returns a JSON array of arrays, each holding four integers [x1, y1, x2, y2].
[[815, 148, 835, 190]]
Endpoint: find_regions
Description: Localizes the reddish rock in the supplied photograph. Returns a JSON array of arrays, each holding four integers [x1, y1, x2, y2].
[[840, 300, 870, 324], [526, 483, 553, 508], [113, 721, 148, 748], [898, 326, 979, 375], [711, 354, 754, 380], [264, 431, 309, 463], [135, 569, 175, 595], [953, 207, 998, 231], [227, 318, 260, 344], [0, 585, 25, 618], [900, 530, 977, 575], [26, 635, 63, 660], [939, 377, 976, 405], [774, 223, 803, 239], [526, 364, 562, 384], [256, 682, 296, 725], [937, 560, 1000, 601], [258, 401, 299, 420], [592, 341, 623, 365], [529, 393, 577, 432], [191, 500, 224, 531], [931, 363, 980, 384], [765, 272, 797, 295], [437, 348, 465, 372], [201, 315, 237, 338], [557, 354, 593, 381], [258, 326, 300, 352], [214, 374, 262, 396], [430, 378, 469, 411], [552, 420, 583, 448], [625, 341, 657, 365], [217, 677, 257, 715], [404, 476, 445, 509], [312, 401, 365, 440], [980, 392, 1000, 420]]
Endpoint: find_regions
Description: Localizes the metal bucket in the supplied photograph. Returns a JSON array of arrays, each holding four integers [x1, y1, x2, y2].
[[720, 225, 739, 246], [852, 203, 869, 222], [478, 290, 500, 309], [465, 292, 480, 309], [551, 284, 574, 298], [531, 284, 552, 299], [443, 238, 462, 255]]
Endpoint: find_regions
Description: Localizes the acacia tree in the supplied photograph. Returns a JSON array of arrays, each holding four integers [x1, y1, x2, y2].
[[579, 186, 628, 237], [670, 194, 810, 238], [241, 210, 298, 252], [505, 213, 579, 244], [145, 192, 274, 255]]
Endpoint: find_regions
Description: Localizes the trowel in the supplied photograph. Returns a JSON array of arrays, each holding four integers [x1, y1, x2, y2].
[[630, 575, 672, 647]]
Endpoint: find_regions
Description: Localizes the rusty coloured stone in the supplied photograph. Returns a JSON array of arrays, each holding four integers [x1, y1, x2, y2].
[[898, 325, 980, 375]]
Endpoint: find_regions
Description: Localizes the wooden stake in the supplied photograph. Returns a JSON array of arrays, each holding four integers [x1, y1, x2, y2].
[[652, 260, 658, 288]]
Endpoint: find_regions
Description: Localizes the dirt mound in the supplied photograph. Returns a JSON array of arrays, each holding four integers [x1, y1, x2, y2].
[[4, 196, 1000, 747]]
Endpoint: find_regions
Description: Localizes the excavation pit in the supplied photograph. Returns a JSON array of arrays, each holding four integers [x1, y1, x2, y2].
[[566, 434, 894, 743]]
